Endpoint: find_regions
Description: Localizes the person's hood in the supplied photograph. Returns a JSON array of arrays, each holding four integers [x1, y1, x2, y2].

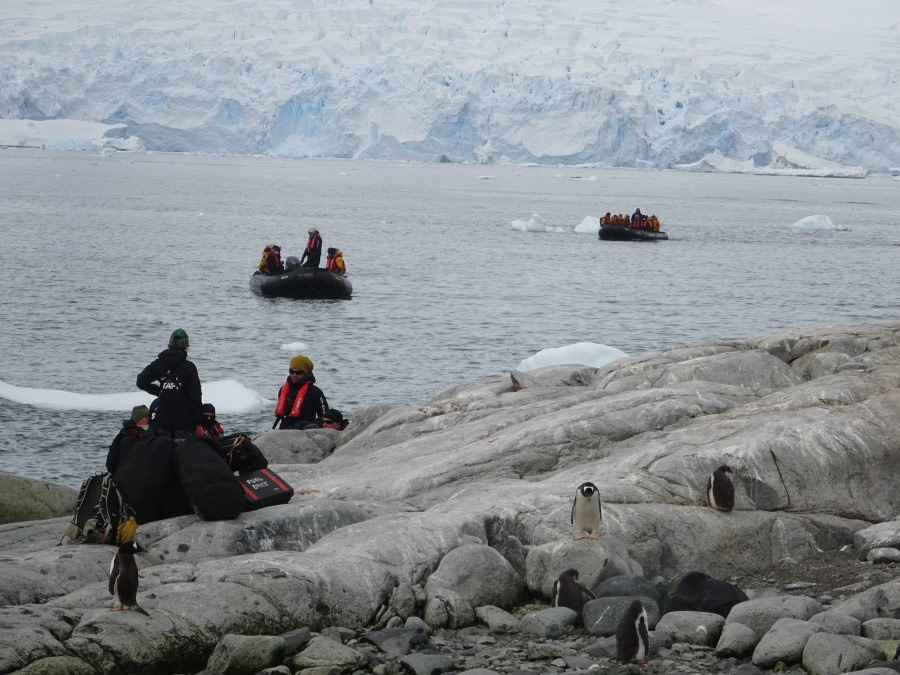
[[155, 348, 188, 368]]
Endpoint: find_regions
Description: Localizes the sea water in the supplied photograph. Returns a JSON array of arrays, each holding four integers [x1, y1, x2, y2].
[[1, 149, 898, 487]]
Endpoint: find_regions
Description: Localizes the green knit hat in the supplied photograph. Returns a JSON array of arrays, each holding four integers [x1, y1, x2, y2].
[[131, 404, 150, 423], [168, 328, 189, 350]]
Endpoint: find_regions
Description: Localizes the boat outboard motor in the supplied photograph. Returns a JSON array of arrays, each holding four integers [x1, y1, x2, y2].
[[285, 256, 301, 270]]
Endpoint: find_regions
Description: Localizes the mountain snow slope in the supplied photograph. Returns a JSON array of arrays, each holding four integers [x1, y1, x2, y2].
[[1, 0, 899, 170]]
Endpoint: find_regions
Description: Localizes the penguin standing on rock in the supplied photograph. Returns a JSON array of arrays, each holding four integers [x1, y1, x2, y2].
[[551, 568, 596, 616], [707, 465, 735, 512], [616, 598, 650, 665], [109, 542, 149, 615], [571, 481, 602, 540]]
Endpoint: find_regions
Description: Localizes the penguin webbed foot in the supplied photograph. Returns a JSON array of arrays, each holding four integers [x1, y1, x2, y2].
[[112, 605, 123, 612], [575, 533, 585, 540], [589, 531, 598, 540]]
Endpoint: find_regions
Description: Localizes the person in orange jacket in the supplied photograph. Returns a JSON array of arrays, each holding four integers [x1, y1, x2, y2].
[[325, 247, 346, 275], [274, 355, 329, 430]]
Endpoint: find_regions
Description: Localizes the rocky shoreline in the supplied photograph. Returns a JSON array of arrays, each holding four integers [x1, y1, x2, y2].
[[1, 320, 899, 674]]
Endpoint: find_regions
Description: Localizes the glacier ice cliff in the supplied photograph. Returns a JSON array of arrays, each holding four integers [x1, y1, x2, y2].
[[1, 0, 898, 171]]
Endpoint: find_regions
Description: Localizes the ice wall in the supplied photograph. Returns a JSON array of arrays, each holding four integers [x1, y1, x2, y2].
[[1, 0, 898, 171]]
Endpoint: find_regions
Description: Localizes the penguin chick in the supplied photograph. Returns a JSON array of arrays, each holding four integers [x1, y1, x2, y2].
[[109, 542, 149, 615], [571, 481, 602, 540], [616, 598, 650, 665], [550, 568, 596, 617], [707, 465, 735, 512]]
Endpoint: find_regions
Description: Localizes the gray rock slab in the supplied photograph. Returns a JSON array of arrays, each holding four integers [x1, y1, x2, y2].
[[715, 621, 758, 658], [205, 634, 287, 674], [867, 548, 900, 564], [519, 607, 578, 638], [474, 605, 521, 633], [810, 610, 862, 636], [726, 595, 824, 637], [854, 521, 900, 555], [752, 617, 821, 669], [0, 473, 76, 525], [252, 429, 336, 464], [361, 626, 428, 657], [655, 610, 724, 646], [802, 633, 887, 675], [831, 582, 900, 622], [287, 636, 366, 671], [425, 543, 527, 613], [401, 652, 455, 675], [863, 619, 900, 640], [525, 536, 642, 598]]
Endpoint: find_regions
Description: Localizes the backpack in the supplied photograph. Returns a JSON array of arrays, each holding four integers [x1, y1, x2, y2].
[[215, 433, 268, 475], [62, 472, 137, 545]]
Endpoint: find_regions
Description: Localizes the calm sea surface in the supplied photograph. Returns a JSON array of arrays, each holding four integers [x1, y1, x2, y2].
[[1, 149, 898, 488]]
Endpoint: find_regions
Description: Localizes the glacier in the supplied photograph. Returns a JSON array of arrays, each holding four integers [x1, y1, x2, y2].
[[1, 0, 899, 172]]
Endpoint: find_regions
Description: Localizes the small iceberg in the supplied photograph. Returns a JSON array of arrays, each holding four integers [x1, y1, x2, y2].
[[787, 215, 849, 231], [516, 342, 629, 372], [510, 213, 566, 233], [574, 216, 601, 234]]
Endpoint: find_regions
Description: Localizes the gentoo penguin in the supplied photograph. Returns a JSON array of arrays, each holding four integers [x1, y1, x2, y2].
[[109, 542, 149, 615], [571, 481, 602, 540], [551, 568, 596, 617], [707, 465, 735, 512], [616, 598, 650, 665]]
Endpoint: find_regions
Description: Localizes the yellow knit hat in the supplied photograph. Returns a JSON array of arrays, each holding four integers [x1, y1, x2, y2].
[[289, 355, 313, 373]]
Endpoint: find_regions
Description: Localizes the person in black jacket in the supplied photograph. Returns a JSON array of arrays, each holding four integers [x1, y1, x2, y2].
[[299, 227, 323, 268], [106, 404, 150, 473], [136, 328, 204, 440], [274, 354, 329, 429]]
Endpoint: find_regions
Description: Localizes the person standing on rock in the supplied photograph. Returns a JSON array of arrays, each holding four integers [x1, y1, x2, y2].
[[274, 355, 329, 430], [136, 328, 205, 440]]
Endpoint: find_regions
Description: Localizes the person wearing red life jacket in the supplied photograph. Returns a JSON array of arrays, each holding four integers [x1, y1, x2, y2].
[[299, 228, 323, 268], [274, 355, 329, 430]]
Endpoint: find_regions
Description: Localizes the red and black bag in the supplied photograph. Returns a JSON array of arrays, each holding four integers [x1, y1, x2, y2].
[[215, 433, 268, 475], [239, 468, 294, 511]]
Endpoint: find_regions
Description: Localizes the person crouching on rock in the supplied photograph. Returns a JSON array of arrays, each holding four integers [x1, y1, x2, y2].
[[275, 355, 329, 430], [106, 404, 151, 473], [200, 403, 225, 439]]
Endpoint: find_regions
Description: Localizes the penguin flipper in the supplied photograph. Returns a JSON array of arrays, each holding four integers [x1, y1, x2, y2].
[[571, 497, 576, 525], [576, 581, 596, 600], [550, 580, 560, 607]]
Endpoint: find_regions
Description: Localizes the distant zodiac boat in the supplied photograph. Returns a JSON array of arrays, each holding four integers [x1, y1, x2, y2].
[[598, 219, 669, 241], [249, 267, 353, 300]]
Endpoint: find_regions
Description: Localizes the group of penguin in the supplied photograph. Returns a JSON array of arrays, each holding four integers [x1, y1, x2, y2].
[[104, 465, 738, 656], [555, 466, 736, 664]]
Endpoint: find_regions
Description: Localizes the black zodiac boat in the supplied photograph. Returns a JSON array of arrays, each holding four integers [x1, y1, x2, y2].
[[249, 267, 352, 300], [598, 223, 669, 241]]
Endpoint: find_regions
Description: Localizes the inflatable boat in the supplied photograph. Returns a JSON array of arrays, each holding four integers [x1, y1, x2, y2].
[[249, 267, 352, 300], [599, 223, 669, 241]]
